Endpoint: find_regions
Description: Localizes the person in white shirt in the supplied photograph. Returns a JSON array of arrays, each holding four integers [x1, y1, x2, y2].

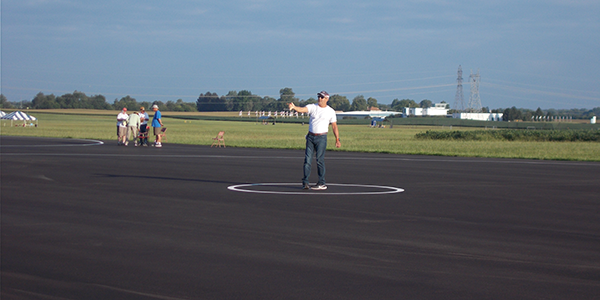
[[116, 108, 129, 145], [139, 107, 150, 146], [288, 91, 341, 190]]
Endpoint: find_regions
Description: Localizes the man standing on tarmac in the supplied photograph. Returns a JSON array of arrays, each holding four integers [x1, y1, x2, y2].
[[151, 104, 164, 147], [288, 91, 341, 190]]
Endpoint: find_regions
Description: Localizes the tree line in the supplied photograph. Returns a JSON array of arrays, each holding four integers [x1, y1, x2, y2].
[[196, 88, 440, 112], [1, 89, 597, 120], [492, 106, 600, 121], [0, 92, 196, 112], [0, 88, 433, 113]]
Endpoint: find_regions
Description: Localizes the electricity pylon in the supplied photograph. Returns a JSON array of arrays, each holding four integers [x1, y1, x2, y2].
[[468, 69, 482, 113], [454, 65, 465, 112]]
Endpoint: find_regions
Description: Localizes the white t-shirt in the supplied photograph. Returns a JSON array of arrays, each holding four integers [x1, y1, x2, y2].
[[140, 112, 150, 125], [307, 104, 337, 134], [117, 112, 129, 127]]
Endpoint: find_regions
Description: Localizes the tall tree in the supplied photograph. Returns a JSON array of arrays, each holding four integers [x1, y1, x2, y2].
[[534, 107, 544, 117], [391, 99, 418, 111], [258, 96, 276, 111], [89, 94, 112, 109], [0, 94, 13, 108], [502, 106, 523, 121], [328, 94, 350, 111], [32, 92, 59, 109], [232, 90, 257, 111], [350, 95, 368, 111], [197, 92, 225, 111], [419, 99, 433, 108], [277, 87, 297, 111], [279, 87, 297, 102], [367, 97, 378, 109], [113, 95, 138, 111]]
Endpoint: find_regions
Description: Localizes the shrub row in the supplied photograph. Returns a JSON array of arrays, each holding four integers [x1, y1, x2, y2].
[[415, 129, 600, 142]]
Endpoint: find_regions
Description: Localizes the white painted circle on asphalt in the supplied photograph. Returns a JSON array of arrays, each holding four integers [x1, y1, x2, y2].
[[227, 183, 404, 195], [0, 139, 104, 147]]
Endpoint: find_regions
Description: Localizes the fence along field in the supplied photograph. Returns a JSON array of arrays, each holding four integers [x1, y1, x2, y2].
[[1, 110, 599, 161]]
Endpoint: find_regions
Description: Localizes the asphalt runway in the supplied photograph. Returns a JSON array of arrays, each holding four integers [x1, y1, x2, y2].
[[2, 136, 600, 299]]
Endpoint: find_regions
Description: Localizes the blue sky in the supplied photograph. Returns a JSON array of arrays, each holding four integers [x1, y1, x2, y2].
[[2, 0, 599, 109]]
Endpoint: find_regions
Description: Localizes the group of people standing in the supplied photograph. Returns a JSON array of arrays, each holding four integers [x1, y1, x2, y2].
[[113, 91, 339, 191], [117, 104, 163, 147]]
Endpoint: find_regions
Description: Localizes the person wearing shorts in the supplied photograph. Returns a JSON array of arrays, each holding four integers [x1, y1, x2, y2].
[[151, 104, 164, 147], [116, 108, 129, 145], [126, 111, 141, 146]]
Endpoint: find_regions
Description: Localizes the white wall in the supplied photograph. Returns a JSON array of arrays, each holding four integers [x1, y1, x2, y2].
[[404, 105, 448, 117], [453, 113, 503, 121]]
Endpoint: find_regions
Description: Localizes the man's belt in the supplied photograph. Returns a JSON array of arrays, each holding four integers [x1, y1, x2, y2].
[[308, 132, 327, 136]]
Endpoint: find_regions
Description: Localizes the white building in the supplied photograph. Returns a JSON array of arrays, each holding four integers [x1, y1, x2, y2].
[[452, 113, 503, 121], [403, 103, 449, 117]]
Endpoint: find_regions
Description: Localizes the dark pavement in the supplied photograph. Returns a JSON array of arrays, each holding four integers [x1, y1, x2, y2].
[[2, 136, 599, 299]]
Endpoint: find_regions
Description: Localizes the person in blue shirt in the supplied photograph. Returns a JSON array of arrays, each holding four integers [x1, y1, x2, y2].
[[151, 104, 164, 147]]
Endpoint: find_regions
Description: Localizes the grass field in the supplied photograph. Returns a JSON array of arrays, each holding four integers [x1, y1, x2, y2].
[[2, 110, 599, 161]]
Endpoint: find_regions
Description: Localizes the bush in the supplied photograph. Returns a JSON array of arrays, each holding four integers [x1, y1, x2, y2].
[[415, 129, 600, 142]]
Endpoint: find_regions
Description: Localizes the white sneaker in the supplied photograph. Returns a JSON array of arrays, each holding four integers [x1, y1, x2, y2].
[[311, 184, 327, 190], [155, 143, 162, 148]]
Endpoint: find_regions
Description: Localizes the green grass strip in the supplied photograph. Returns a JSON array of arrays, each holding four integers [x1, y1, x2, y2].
[[2, 111, 600, 161]]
